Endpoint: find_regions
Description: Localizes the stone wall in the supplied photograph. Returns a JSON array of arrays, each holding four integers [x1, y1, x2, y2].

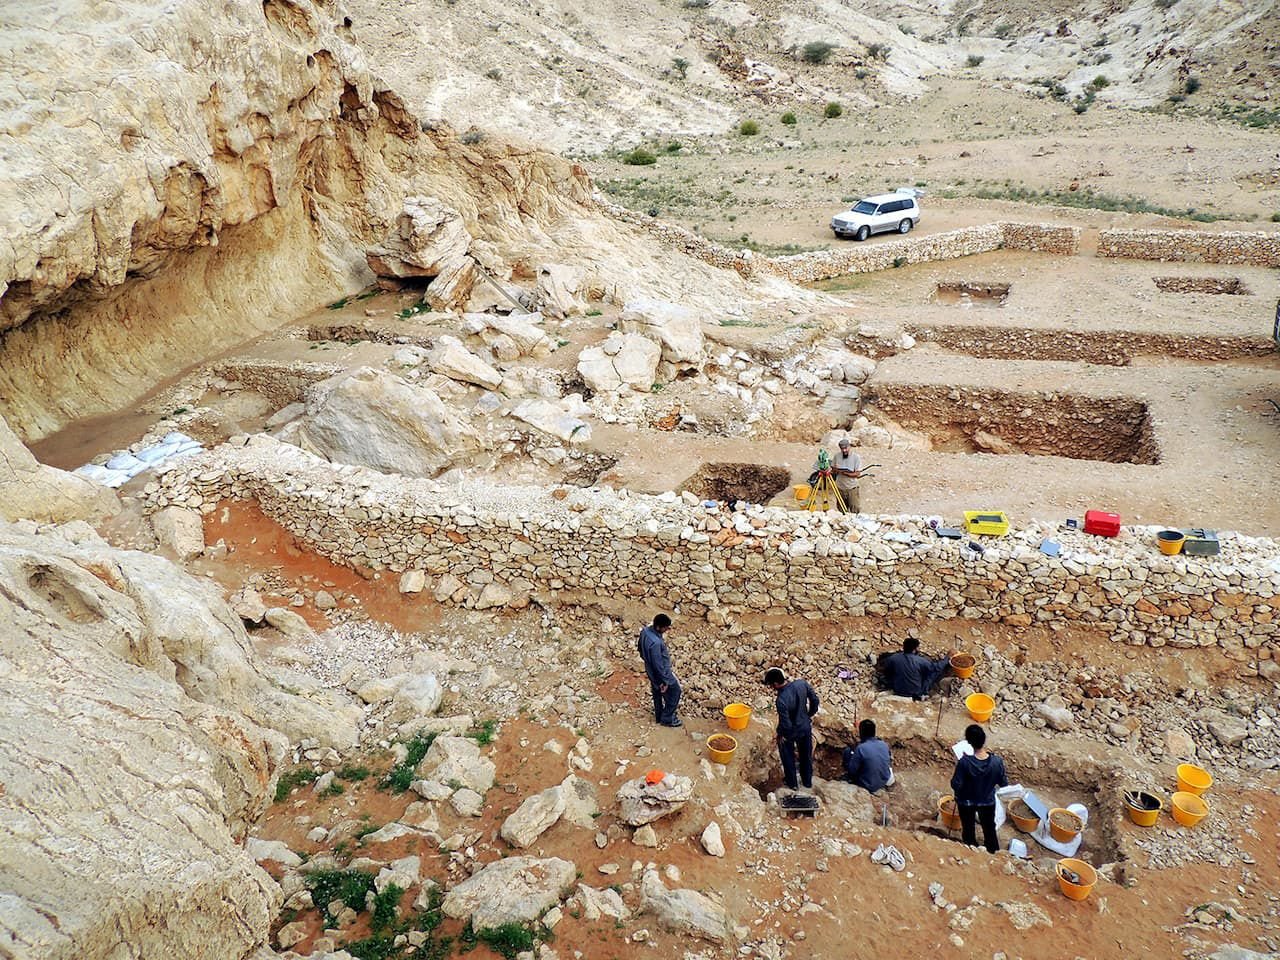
[[145, 437, 1280, 659], [1097, 229, 1280, 266], [596, 196, 1082, 283]]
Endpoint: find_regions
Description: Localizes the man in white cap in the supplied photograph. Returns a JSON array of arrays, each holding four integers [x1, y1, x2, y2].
[[832, 437, 863, 512]]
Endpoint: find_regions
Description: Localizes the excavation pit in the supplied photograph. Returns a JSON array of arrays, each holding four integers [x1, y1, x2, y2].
[[864, 385, 1160, 464], [934, 281, 1010, 308], [1153, 276, 1250, 296], [679, 462, 791, 505]]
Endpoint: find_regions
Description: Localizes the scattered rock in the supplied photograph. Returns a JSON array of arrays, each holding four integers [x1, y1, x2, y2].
[[639, 866, 732, 943], [700, 821, 725, 857], [450, 788, 485, 817], [441, 856, 577, 930], [422, 737, 496, 793], [399, 570, 426, 594], [501, 783, 567, 848], [151, 506, 205, 560], [632, 825, 658, 847], [617, 773, 694, 826], [264, 607, 313, 639]]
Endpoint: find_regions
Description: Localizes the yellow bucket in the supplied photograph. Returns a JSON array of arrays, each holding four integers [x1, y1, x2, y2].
[[723, 703, 752, 731], [965, 692, 995, 723], [1171, 791, 1209, 827], [950, 653, 976, 680], [1176, 763, 1212, 796], [1124, 791, 1162, 828], [1057, 858, 1097, 901], [1156, 530, 1186, 555], [1048, 807, 1082, 844], [938, 795, 962, 830], [707, 734, 738, 764], [794, 483, 811, 501]]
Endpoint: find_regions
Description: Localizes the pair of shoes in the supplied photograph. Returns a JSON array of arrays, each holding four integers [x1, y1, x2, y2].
[[870, 843, 888, 864], [886, 845, 906, 872], [659, 718, 683, 728]]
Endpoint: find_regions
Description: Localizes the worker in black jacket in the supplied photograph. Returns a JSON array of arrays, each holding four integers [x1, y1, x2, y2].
[[883, 637, 952, 700], [638, 614, 682, 727], [764, 667, 820, 794]]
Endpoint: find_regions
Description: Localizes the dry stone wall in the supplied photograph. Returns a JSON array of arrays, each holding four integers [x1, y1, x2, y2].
[[1097, 229, 1280, 266], [146, 437, 1280, 659], [597, 197, 1081, 284]]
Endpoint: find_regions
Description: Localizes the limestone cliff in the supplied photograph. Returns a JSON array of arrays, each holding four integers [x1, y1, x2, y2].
[[0, 519, 360, 959]]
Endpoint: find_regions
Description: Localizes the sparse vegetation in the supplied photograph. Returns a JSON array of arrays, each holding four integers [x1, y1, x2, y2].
[[397, 300, 429, 319], [318, 781, 344, 798], [665, 141, 682, 153], [1091, 75, 1110, 89], [306, 869, 376, 925], [1184, 76, 1201, 94], [866, 42, 890, 59], [339, 764, 372, 782], [622, 147, 657, 166], [672, 56, 689, 79], [801, 41, 837, 64], [371, 883, 403, 932], [273, 767, 318, 803], [823, 102, 843, 119], [1155, 0, 1177, 9], [469, 718, 498, 745], [355, 822, 382, 842], [937, 182, 1240, 222], [738, 119, 760, 135], [460, 129, 485, 145], [994, 23, 1013, 39], [476, 923, 537, 960], [327, 296, 350, 310], [965, 54, 984, 67], [381, 731, 437, 792], [484, 68, 502, 81], [780, 111, 797, 125], [682, 0, 710, 7]]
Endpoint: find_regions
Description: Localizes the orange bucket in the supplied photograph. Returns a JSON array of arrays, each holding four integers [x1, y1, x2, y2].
[[723, 703, 752, 731], [1175, 763, 1212, 796], [1056, 858, 1097, 901], [965, 693, 995, 723], [938, 795, 962, 831], [1170, 791, 1209, 827], [950, 654, 976, 680], [1048, 808, 1083, 844], [1007, 798, 1040, 834], [706, 734, 738, 764]]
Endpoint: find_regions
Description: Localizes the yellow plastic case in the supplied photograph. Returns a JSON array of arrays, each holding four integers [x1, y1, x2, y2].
[[963, 510, 1010, 536]]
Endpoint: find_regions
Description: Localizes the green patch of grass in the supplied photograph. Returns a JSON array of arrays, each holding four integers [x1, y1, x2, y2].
[[936, 182, 1240, 222], [355, 823, 382, 842], [781, 111, 797, 125], [823, 102, 843, 119], [1090, 74, 1110, 89], [355, 288, 381, 301], [866, 41, 890, 59], [371, 883, 403, 932], [718, 318, 769, 328], [274, 767, 319, 803], [665, 141, 682, 153], [476, 923, 537, 960], [1272, 212, 1280, 222], [468, 719, 499, 746], [672, 56, 689, 79], [344, 936, 398, 960], [381, 732, 437, 792], [397, 300, 429, 320], [170, 407, 189, 417], [319, 781, 345, 798], [801, 40, 836, 64], [327, 297, 350, 310], [965, 54, 984, 67], [585, 308, 603, 317], [339, 764, 372, 782], [738, 119, 760, 136], [306, 869, 375, 924], [622, 148, 657, 166], [811, 274, 871, 293], [1184, 76, 1201, 95]]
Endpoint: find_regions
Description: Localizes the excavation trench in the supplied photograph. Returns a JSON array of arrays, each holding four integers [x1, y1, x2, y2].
[[1153, 276, 1250, 295], [933, 281, 1010, 308], [864, 385, 1160, 464], [679, 462, 792, 504], [912, 325, 1277, 366]]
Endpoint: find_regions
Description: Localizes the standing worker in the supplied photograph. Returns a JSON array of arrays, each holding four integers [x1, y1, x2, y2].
[[638, 614, 682, 728], [950, 724, 1008, 854], [764, 668, 820, 795], [832, 437, 863, 513]]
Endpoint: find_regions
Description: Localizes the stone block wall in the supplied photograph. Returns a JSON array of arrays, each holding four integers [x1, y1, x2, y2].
[[145, 437, 1280, 659], [1000, 222, 1080, 255], [1097, 229, 1280, 266]]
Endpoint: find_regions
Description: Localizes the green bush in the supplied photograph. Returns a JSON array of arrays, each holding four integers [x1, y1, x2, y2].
[[307, 870, 376, 924], [477, 923, 537, 960], [665, 141, 683, 153], [672, 56, 689, 78], [622, 148, 657, 166], [966, 54, 984, 67], [866, 42, 890, 59], [781, 111, 797, 125], [738, 119, 760, 135], [484, 68, 502, 81], [381, 732, 437, 792], [994, 23, 1013, 39], [1184, 76, 1201, 94], [371, 884, 403, 932], [823, 102, 843, 119], [273, 767, 318, 803], [1091, 74, 1110, 89], [1271, 212, 1280, 222], [801, 41, 837, 64]]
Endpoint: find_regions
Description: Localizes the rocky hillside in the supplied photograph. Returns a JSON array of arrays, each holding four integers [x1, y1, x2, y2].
[[354, 0, 1280, 152]]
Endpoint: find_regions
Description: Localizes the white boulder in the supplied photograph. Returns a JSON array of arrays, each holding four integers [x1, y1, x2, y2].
[[442, 856, 577, 930], [619, 297, 704, 365], [365, 196, 472, 278], [420, 736, 495, 793], [501, 783, 567, 848], [428, 336, 503, 390]]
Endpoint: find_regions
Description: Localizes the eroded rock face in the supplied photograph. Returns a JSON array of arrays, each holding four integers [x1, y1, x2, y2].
[[619, 297, 705, 365], [0, 520, 357, 959], [295, 367, 482, 477], [0, 414, 119, 523], [639, 867, 732, 943], [577, 332, 660, 393], [365, 196, 472, 279]]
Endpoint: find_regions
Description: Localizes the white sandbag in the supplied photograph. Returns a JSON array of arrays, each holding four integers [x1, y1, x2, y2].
[[100, 469, 133, 489], [135, 442, 180, 465], [74, 464, 114, 484], [106, 452, 145, 472], [163, 432, 196, 446]]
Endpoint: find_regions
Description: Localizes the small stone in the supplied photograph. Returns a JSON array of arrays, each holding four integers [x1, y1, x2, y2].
[[633, 825, 658, 847]]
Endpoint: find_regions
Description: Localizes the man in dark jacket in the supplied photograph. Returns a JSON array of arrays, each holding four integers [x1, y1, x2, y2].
[[638, 614, 682, 727], [883, 638, 951, 700], [950, 723, 1008, 853], [764, 667, 820, 793], [843, 718, 894, 793]]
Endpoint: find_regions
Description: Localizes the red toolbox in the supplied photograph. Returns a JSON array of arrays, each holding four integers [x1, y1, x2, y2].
[[1083, 510, 1121, 537]]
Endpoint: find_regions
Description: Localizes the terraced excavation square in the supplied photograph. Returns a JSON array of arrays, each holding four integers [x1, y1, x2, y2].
[[680, 462, 791, 504], [933, 281, 1010, 307], [865, 385, 1160, 464]]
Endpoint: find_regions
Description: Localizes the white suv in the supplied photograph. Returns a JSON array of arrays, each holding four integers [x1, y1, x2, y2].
[[830, 189, 922, 240]]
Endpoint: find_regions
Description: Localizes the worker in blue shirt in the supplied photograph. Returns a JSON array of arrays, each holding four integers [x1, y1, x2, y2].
[[950, 724, 1009, 853], [764, 667, 820, 794], [843, 718, 895, 793], [883, 637, 952, 700], [638, 614, 682, 727]]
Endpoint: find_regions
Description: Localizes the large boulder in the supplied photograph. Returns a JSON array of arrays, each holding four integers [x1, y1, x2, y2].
[[639, 867, 732, 943], [619, 297, 705, 365], [536, 263, 586, 317], [0, 414, 118, 523], [0, 520, 359, 960], [442, 856, 577, 930], [617, 773, 694, 826], [420, 736, 495, 793], [151, 505, 206, 560], [510, 399, 591, 444], [366, 196, 472, 278], [501, 783, 567, 848], [425, 256, 479, 312], [427, 336, 503, 390], [812, 778, 877, 824], [576, 332, 660, 393], [294, 367, 481, 478]]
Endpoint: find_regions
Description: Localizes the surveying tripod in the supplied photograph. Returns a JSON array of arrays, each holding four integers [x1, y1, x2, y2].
[[804, 449, 849, 513]]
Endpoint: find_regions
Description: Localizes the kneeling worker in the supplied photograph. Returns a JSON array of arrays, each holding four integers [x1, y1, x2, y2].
[[843, 718, 894, 793], [883, 637, 951, 701]]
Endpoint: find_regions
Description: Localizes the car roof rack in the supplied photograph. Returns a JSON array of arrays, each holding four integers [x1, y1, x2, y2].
[[894, 186, 926, 197]]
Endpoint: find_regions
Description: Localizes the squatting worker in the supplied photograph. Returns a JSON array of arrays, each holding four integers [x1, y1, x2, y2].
[[764, 667, 820, 795], [884, 637, 952, 700], [638, 614, 682, 728], [833, 437, 863, 512], [950, 723, 1008, 854], [843, 718, 894, 793]]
